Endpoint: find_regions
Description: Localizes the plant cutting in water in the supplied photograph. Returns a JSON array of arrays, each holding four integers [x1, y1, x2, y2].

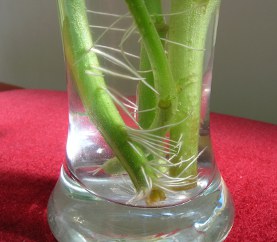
[[59, 0, 220, 205]]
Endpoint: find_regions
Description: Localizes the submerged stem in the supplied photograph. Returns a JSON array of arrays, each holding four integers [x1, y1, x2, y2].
[[125, 0, 177, 136], [137, 0, 168, 129], [168, 0, 220, 179], [59, 0, 156, 196]]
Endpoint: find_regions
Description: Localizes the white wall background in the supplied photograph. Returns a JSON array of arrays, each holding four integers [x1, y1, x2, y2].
[[0, 0, 276, 124], [211, 0, 277, 124], [0, 0, 65, 90]]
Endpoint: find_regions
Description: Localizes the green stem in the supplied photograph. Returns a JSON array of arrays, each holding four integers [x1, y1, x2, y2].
[[168, 0, 220, 180], [125, 0, 177, 134], [137, 46, 156, 129], [58, 0, 155, 194], [138, 0, 168, 129]]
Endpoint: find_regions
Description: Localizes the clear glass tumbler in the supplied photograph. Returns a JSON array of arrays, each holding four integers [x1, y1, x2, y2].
[[48, 0, 234, 241]]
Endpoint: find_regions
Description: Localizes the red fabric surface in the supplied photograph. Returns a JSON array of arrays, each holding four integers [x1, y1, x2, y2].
[[0, 89, 276, 242]]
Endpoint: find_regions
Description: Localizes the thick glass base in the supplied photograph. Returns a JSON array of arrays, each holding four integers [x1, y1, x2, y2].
[[48, 166, 234, 242]]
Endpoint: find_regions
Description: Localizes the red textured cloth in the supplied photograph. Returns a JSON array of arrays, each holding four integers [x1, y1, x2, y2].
[[0, 90, 276, 242]]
